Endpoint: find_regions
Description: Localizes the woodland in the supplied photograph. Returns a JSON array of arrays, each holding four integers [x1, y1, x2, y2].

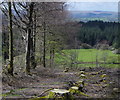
[[0, 1, 120, 99]]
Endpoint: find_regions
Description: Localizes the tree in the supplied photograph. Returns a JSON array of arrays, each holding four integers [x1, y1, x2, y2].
[[42, 2, 46, 68], [25, 2, 34, 74], [2, 15, 9, 64], [35, 2, 67, 68], [1, 1, 68, 72], [12, 2, 37, 73], [8, 1, 13, 75], [31, 10, 37, 69]]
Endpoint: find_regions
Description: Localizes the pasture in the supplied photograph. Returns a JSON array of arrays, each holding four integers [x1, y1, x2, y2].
[[55, 49, 120, 68]]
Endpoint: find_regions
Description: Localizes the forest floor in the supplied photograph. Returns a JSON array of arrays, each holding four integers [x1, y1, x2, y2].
[[2, 66, 120, 99]]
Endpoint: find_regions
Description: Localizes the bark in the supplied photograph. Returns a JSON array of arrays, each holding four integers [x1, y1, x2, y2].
[[31, 10, 36, 69], [26, 30, 31, 74], [96, 52, 99, 67], [49, 47, 52, 68], [42, 2, 46, 68], [49, 44, 55, 68], [43, 20, 46, 68], [8, 2, 13, 76], [52, 49, 55, 67], [25, 3, 34, 74], [2, 30, 8, 64]]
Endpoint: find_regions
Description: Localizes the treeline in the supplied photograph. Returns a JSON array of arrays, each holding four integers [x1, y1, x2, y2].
[[77, 21, 119, 48]]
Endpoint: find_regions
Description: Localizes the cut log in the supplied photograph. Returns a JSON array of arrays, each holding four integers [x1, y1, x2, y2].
[[48, 89, 73, 99], [51, 89, 69, 94], [71, 86, 79, 90], [80, 74, 86, 78]]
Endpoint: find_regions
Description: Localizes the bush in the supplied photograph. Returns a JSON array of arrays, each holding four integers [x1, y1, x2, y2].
[[112, 48, 120, 54], [109, 46, 115, 51], [80, 43, 92, 49], [113, 43, 119, 49], [95, 44, 109, 50]]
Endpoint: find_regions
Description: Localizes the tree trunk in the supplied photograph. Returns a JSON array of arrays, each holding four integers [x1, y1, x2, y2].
[[31, 10, 36, 69], [2, 30, 8, 64], [26, 30, 31, 74], [52, 48, 55, 68], [96, 55, 98, 67], [49, 47, 52, 68], [42, 2, 46, 68], [43, 21, 46, 68], [8, 2, 13, 76], [25, 3, 34, 74]]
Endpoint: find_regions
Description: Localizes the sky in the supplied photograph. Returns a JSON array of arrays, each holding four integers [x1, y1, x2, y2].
[[67, 0, 119, 2], [67, 2, 118, 12], [0, 0, 118, 12]]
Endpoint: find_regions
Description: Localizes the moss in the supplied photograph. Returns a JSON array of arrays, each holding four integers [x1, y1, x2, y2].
[[76, 80, 84, 85], [29, 89, 74, 100], [69, 87, 90, 97], [100, 74, 107, 78], [7, 64, 11, 70], [47, 92, 55, 98], [29, 97, 46, 100], [69, 87, 80, 94], [50, 89, 74, 100], [1, 89, 21, 98]]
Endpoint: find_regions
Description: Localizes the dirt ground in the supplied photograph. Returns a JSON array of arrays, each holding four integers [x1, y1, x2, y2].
[[2, 66, 120, 99]]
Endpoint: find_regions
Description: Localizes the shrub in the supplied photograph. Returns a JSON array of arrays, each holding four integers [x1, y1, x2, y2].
[[80, 43, 92, 49]]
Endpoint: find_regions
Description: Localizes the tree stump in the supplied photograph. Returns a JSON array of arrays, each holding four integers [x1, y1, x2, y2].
[[69, 86, 90, 97], [80, 74, 86, 78], [47, 89, 73, 99], [69, 86, 80, 94]]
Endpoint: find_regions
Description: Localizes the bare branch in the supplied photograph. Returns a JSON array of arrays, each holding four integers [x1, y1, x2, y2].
[[0, 8, 8, 17], [13, 2, 28, 25], [18, 2, 27, 9]]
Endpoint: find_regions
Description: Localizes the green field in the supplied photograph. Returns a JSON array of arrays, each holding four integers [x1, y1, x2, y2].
[[55, 49, 120, 68], [9, 49, 120, 69]]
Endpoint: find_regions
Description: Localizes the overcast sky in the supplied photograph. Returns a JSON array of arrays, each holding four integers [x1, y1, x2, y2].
[[0, 0, 118, 12], [67, 2, 118, 12], [67, 0, 119, 2]]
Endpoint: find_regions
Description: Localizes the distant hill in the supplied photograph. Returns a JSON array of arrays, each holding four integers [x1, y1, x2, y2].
[[69, 11, 118, 22]]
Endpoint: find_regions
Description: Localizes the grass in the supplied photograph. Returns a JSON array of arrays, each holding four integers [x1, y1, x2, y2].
[[77, 49, 119, 62], [55, 49, 120, 68], [3, 49, 119, 69]]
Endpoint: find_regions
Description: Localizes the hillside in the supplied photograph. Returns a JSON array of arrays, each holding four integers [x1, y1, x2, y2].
[[69, 11, 118, 22]]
